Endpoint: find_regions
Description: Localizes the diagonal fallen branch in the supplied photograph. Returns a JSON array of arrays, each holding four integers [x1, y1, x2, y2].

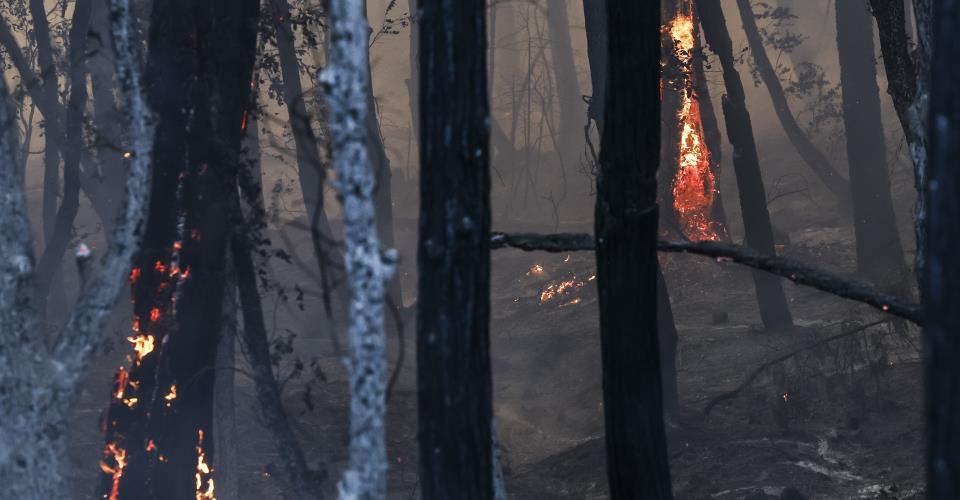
[[490, 232, 922, 325], [702, 319, 889, 415]]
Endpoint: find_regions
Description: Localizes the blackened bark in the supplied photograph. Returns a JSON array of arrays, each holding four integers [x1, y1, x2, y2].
[[100, 0, 260, 497], [213, 250, 239, 500], [584, 0, 680, 414], [699, 0, 793, 329], [596, 1, 673, 498], [835, 0, 907, 287], [417, 0, 493, 497], [692, 4, 731, 241], [734, 0, 851, 204], [869, 0, 930, 283], [924, 2, 960, 497]]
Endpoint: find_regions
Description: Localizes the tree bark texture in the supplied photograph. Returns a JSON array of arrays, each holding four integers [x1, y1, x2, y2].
[[924, 1, 960, 497], [699, 0, 794, 329], [416, 0, 494, 498], [596, 1, 673, 498], [869, 0, 931, 284], [0, 0, 153, 494], [98, 0, 259, 497], [321, 0, 397, 497]]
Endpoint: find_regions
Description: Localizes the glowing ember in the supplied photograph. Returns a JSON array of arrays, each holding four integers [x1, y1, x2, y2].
[[527, 264, 545, 276], [129, 267, 141, 285], [122, 397, 138, 408], [560, 297, 582, 308], [195, 430, 216, 500], [164, 385, 177, 407], [114, 368, 128, 400], [146, 439, 157, 452], [127, 334, 155, 362], [100, 443, 127, 500], [540, 278, 588, 304], [666, 8, 722, 241]]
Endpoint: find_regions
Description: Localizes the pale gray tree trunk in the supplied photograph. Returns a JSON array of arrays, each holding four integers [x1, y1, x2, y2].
[[0, 0, 152, 496], [321, 0, 397, 498]]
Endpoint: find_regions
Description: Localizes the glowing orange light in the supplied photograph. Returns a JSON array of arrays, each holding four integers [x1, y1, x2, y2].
[[150, 307, 161, 322], [127, 334, 155, 362], [195, 430, 216, 500], [100, 442, 127, 500], [129, 267, 141, 284], [666, 8, 722, 241]]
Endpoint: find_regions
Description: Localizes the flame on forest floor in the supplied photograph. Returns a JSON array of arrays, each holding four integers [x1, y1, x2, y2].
[[666, 9, 723, 241], [195, 430, 216, 500]]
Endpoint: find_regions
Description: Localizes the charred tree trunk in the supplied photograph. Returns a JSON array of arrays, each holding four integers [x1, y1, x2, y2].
[[924, 2, 960, 497], [734, 0, 851, 205], [835, 0, 907, 287], [213, 249, 239, 500], [99, 1, 260, 497], [585, 0, 680, 414], [596, 1, 673, 498], [869, 0, 931, 283], [699, 1, 794, 329], [417, 0, 494, 497]]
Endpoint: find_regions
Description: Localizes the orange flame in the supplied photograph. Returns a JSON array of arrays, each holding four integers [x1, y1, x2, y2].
[[195, 430, 216, 500], [127, 334, 155, 362], [100, 443, 127, 500], [667, 12, 721, 241]]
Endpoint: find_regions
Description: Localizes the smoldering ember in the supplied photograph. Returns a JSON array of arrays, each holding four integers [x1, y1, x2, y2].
[[2, 0, 960, 499]]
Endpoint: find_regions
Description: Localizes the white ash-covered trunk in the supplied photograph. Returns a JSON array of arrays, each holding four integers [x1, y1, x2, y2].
[[0, 0, 152, 497], [320, 0, 396, 499]]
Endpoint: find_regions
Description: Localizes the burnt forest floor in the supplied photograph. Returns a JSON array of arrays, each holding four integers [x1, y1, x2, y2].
[[65, 214, 924, 500]]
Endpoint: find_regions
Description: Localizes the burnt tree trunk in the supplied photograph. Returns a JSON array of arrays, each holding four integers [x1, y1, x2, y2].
[[924, 2, 960, 497], [417, 0, 493, 497], [99, 1, 260, 497], [585, 0, 680, 413], [869, 0, 931, 283], [835, 0, 907, 287], [596, 1, 673, 498], [699, 0, 794, 329]]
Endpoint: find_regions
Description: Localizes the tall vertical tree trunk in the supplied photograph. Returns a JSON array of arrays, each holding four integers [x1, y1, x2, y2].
[[582, 0, 607, 132], [869, 0, 931, 283], [417, 0, 493, 497], [835, 0, 907, 287], [545, 0, 584, 168], [699, 0, 794, 330], [214, 249, 239, 500], [734, 0, 851, 204], [584, 0, 680, 413], [99, 1, 260, 497], [925, 2, 960, 497], [596, 1, 673, 498]]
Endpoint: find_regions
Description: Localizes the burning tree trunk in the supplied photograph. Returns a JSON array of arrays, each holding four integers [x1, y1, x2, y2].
[[416, 0, 494, 497], [0, 0, 152, 493], [924, 3, 960, 497], [835, 0, 907, 288], [321, 0, 397, 497], [699, 0, 794, 329], [662, 0, 725, 241], [596, 0, 673, 497], [98, 1, 259, 497], [734, 0, 851, 205], [869, 0, 931, 283]]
